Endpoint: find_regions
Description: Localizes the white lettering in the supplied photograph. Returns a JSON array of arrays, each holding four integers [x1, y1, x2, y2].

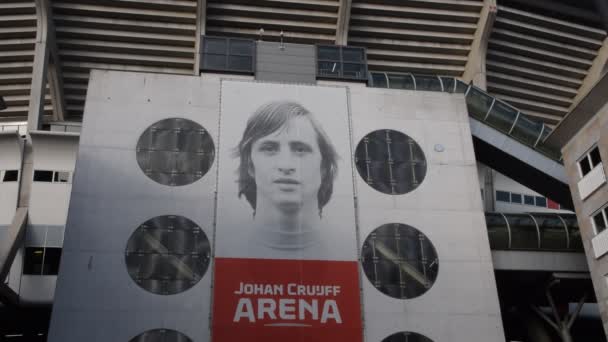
[[257, 298, 277, 320], [287, 283, 297, 295], [233, 298, 255, 323], [279, 299, 296, 320], [320, 300, 342, 324], [298, 299, 318, 320]]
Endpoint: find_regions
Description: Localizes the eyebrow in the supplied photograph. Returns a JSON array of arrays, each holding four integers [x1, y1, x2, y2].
[[289, 141, 313, 151]]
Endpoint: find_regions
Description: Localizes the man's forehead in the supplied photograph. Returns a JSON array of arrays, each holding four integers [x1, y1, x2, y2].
[[258, 116, 317, 141]]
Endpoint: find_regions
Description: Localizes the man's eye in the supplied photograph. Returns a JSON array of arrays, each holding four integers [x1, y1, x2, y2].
[[259, 144, 277, 153], [293, 144, 312, 154]]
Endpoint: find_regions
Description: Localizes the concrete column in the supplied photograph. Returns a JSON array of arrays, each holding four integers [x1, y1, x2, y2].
[[48, 54, 66, 122], [194, 0, 207, 74], [462, 0, 497, 90], [28, 0, 51, 131], [335, 0, 352, 46]]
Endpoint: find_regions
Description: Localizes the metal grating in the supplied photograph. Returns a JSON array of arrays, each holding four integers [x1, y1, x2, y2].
[[0, 0, 52, 122], [486, 5, 607, 126], [205, 0, 340, 45], [347, 0, 484, 76], [51, 0, 199, 119]]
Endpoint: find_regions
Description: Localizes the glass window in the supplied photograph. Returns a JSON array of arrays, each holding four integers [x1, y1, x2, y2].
[[33, 170, 53, 182], [201, 36, 254, 73], [466, 87, 494, 120], [511, 114, 543, 147], [511, 193, 522, 204], [535, 196, 547, 207], [388, 74, 415, 90], [316, 45, 367, 81], [578, 146, 602, 177], [355, 130, 427, 195], [414, 75, 442, 92], [593, 208, 608, 234], [53, 171, 70, 183], [382, 331, 434, 342], [3, 170, 18, 182], [496, 190, 510, 202], [318, 46, 340, 60], [136, 118, 215, 187], [440, 77, 455, 93], [524, 195, 535, 205], [229, 39, 253, 55], [23, 247, 62, 275], [505, 213, 538, 249], [125, 215, 211, 295], [342, 47, 364, 62], [485, 213, 509, 250], [590, 147, 602, 167], [361, 223, 438, 299], [129, 329, 192, 342], [579, 156, 592, 176], [533, 213, 568, 250], [203, 37, 226, 54], [370, 72, 388, 88]]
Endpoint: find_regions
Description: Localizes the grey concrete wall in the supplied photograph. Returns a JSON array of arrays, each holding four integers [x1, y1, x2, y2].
[[349, 87, 505, 342], [562, 100, 608, 336], [48, 71, 505, 342], [255, 41, 316, 84]]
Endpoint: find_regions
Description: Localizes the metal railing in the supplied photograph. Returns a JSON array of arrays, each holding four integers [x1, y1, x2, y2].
[[368, 72, 563, 162], [485, 212, 582, 252]]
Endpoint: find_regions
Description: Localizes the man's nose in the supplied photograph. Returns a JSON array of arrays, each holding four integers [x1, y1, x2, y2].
[[276, 149, 296, 173]]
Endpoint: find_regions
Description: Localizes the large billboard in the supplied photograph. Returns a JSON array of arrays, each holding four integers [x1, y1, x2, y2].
[[212, 80, 362, 341]]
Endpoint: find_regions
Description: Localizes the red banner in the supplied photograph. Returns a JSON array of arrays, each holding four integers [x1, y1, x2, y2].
[[212, 258, 363, 342]]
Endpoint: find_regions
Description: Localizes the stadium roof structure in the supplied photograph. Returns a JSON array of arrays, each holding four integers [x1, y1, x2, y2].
[[1, 0, 607, 127]]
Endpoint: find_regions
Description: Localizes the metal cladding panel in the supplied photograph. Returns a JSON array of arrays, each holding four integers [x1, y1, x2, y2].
[[255, 42, 317, 84], [48, 70, 220, 342], [349, 86, 505, 342]]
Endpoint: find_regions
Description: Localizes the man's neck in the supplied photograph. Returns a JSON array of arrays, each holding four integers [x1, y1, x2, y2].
[[253, 200, 322, 249]]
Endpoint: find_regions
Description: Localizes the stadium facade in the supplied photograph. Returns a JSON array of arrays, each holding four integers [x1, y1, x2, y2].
[[1, 0, 608, 341]]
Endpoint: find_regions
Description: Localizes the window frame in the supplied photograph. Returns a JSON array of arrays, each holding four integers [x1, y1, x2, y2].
[[316, 45, 368, 81], [592, 205, 608, 235], [200, 36, 256, 74], [33, 170, 72, 184], [578, 145, 603, 178], [0, 169, 19, 183], [495, 190, 511, 203], [23, 246, 62, 276]]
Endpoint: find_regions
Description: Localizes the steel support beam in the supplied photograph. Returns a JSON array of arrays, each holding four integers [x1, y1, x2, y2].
[[336, 0, 352, 45], [462, 0, 497, 90]]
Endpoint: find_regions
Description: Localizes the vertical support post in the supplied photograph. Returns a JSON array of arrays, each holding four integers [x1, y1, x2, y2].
[[28, 0, 51, 131], [531, 279, 588, 342], [194, 0, 208, 74], [48, 52, 66, 122], [336, 0, 352, 46], [462, 0, 497, 90]]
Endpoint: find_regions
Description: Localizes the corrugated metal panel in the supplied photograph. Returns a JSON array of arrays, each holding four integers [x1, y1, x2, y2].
[[255, 41, 316, 83], [347, 0, 484, 76], [51, 0, 199, 119], [486, 5, 607, 126]]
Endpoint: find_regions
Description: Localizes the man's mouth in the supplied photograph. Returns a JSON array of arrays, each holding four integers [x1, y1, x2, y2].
[[274, 178, 300, 185]]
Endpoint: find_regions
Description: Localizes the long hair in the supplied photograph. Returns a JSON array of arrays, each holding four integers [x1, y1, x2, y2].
[[234, 101, 339, 211]]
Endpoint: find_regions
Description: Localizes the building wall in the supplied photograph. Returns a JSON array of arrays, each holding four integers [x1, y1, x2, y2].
[[561, 100, 608, 334], [47, 70, 504, 342]]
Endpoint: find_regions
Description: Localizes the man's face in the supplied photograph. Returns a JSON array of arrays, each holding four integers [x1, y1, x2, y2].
[[250, 116, 323, 213]]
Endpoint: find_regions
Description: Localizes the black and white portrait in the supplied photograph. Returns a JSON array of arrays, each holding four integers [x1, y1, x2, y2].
[[215, 81, 357, 261]]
